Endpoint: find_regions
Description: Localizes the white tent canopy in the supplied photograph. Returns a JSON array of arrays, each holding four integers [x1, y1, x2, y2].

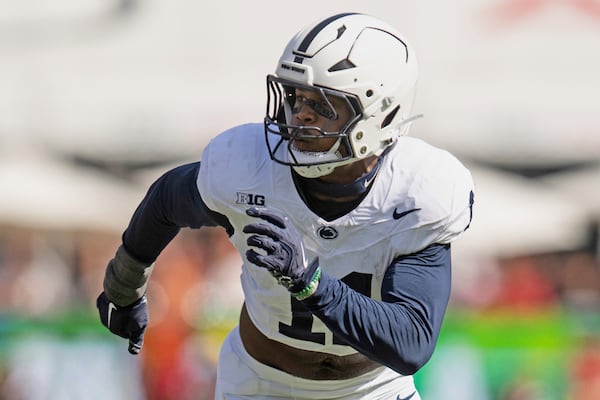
[[0, 1, 598, 165], [0, 148, 142, 232], [541, 165, 600, 218], [454, 165, 591, 260]]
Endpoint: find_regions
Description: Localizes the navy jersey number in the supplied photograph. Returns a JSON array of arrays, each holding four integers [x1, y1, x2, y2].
[[278, 272, 373, 344]]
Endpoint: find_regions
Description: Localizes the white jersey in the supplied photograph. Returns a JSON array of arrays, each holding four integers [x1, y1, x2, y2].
[[197, 122, 474, 356]]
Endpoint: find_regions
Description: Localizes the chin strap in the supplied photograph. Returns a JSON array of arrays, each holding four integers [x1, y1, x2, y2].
[[289, 136, 347, 178], [292, 159, 354, 178]]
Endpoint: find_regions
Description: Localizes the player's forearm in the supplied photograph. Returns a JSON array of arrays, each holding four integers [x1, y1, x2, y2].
[[303, 244, 451, 375], [303, 275, 438, 374]]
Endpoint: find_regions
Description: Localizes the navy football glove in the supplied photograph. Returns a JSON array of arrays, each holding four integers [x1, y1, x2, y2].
[[243, 207, 321, 300], [97, 292, 148, 354]]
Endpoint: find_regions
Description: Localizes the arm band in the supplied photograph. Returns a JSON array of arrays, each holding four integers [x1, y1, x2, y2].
[[103, 245, 154, 307]]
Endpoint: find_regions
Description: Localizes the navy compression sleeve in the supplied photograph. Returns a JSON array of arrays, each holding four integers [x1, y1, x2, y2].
[[303, 243, 451, 375], [122, 162, 229, 263]]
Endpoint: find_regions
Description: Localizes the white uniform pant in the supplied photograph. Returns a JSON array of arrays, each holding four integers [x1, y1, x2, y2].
[[215, 327, 421, 400]]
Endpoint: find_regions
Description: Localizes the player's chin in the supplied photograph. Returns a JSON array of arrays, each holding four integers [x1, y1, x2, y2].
[[292, 140, 317, 152], [291, 138, 333, 153]]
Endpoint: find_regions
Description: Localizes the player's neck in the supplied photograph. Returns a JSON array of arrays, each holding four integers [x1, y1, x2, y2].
[[305, 155, 381, 204]]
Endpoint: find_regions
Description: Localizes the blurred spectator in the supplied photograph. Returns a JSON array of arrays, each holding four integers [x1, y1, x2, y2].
[[72, 231, 122, 307], [499, 377, 545, 400], [491, 255, 559, 312], [1, 229, 73, 316], [450, 257, 503, 310], [569, 336, 600, 400], [557, 251, 600, 311]]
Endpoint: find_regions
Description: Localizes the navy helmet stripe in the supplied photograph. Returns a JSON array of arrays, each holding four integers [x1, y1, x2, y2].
[[297, 12, 359, 53]]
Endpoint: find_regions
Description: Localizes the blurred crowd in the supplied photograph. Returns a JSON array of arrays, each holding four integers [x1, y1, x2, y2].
[[0, 224, 599, 399], [0, 225, 242, 400], [452, 248, 600, 313]]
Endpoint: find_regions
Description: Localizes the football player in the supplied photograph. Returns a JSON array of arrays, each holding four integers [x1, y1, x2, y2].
[[97, 13, 475, 399]]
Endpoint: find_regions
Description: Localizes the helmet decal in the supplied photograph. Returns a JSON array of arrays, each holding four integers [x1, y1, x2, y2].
[[295, 13, 358, 56]]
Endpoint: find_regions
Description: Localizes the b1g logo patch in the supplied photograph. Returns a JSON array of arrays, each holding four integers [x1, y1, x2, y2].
[[236, 192, 266, 206], [317, 226, 338, 240]]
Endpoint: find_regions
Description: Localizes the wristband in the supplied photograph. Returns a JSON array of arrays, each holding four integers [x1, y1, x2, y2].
[[291, 267, 322, 301]]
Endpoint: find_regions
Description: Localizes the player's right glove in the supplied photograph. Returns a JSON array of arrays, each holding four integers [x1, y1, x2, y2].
[[97, 292, 148, 355], [243, 207, 321, 300], [97, 245, 154, 354]]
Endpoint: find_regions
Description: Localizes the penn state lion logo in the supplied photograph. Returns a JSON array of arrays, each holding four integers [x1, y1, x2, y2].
[[317, 226, 338, 240]]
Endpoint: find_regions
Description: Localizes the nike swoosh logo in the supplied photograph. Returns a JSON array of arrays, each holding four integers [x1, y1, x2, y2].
[[397, 392, 416, 400], [107, 302, 117, 330], [393, 207, 421, 220]]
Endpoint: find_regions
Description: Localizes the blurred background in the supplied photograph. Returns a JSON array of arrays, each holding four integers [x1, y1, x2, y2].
[[0, 0, 599, 399]]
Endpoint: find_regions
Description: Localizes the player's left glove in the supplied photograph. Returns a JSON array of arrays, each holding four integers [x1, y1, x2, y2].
[[243, 207, 321, 300]]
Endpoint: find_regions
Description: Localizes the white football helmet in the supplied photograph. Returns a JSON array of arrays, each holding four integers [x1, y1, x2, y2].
[[264, 13, 419, 178]]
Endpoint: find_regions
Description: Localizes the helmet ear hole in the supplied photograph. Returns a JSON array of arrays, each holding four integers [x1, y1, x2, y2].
[[381, 105, 400, 129]]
